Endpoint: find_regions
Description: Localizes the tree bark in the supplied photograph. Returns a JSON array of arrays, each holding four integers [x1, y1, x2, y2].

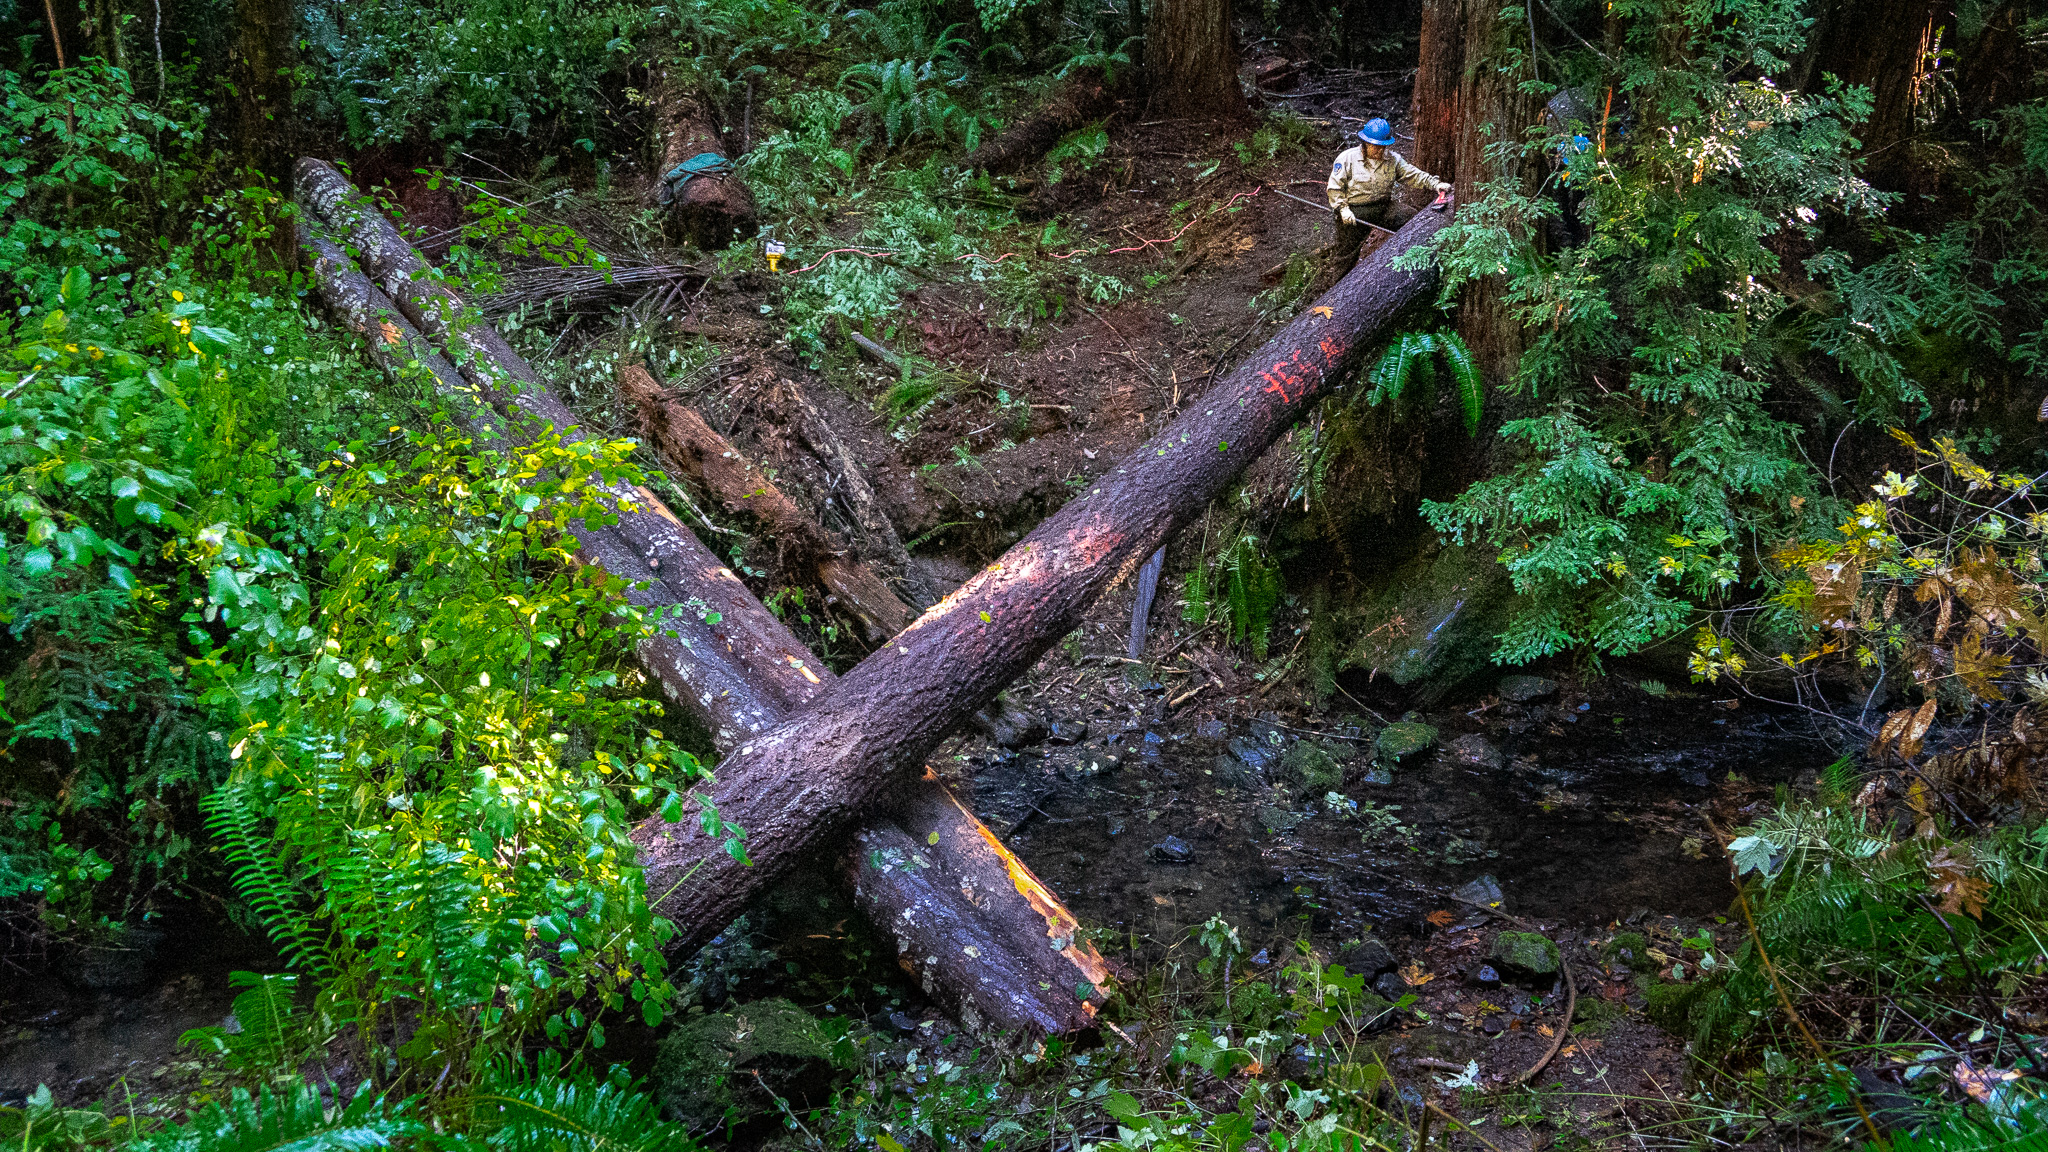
[[234, 0, 296, 179], [631, 201, 1455, 955], [619, 364, 917, 641], [785, 383, 943, 609], [963, 66, 1125, 175], [1786, 0, 1941, 190], [296, 173, 1108, 1036], [1145, 0, 1246, 120], [650, 67, 757, 250], [1408, 0, 1541, 387]]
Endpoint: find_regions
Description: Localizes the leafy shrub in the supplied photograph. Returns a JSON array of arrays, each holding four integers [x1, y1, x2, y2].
[[839, 9, 984, 151], [296, 0, 654, 146]]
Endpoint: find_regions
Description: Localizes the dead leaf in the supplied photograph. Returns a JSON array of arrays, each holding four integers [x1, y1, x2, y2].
[[1310, 306, 1334, 318], [1926, 845, 1990, 919], [1537, 1024, 1556, 1037], [1401, 962, 1437, 986], [1872, 698, 1938, 761], [378, 321, 402, 346], [1954, 1060, 2020, 1104], [1953, 629, 2014, 700], [1426, 909, 1457, 926], [1239, 1060, 1265, 1077]]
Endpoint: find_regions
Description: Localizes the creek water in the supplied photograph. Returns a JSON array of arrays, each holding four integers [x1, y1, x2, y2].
[[0, 677, 1835, 1109]]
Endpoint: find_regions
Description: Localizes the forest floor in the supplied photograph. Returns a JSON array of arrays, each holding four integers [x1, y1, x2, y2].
[[0, 65, 1853, 1148]]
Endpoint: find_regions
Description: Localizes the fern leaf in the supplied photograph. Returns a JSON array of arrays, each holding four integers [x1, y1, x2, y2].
[[473, 1062, 700, 1152], [201, 786, 331, 976], [1388, 334, 1416, 405], [1438, 330, 1483, 436], [1365, 342, 1403, 406], [1412, 337, 1437, 410], [136, 1083, 416, 1152]]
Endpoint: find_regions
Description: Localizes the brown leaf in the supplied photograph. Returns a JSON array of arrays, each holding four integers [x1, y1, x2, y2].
[[1426, 909, 1456, 926], [1873, 699, 1939, 762], [1808, 558, 1863, 632], [1926, 845, 1990, 919], [1953, 629, 2013, 701], [1954, 1060, 2019, 1104], [1401, 962, 1437, 986]]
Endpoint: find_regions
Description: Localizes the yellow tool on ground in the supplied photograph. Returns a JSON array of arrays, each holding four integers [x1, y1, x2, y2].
[[764, 239, 786, 273]]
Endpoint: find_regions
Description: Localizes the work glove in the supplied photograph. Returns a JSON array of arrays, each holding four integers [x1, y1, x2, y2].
[[1434, 180, 1453, 195], [1338, 204, 1359, 227]]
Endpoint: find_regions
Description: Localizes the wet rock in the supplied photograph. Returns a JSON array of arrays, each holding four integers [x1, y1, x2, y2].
[[1257, 805, 1304, 833], [1331, 542, 1519, 703], [1105, 815, 1126, 836], [1335, 937, 1397, 978], [1489, 932, 1561, 983], [1229, 731, 1286, 773], [1375, 722, 1438, 762], [887, 1010, 920, 1032], [975, 694, 1050, 747], [1481, 1015, 1507, 1036], [1497, 675, 1558, 702], [1215, 752, 1263, 790], [1354, 762, 1394, 786], [1195, 719, 1228, 740], [1465, 963, 1502, 988], [1150, 835, 1195, 864], [1372, 971, 1412, 1001], [1045, 719, 1089, 745], [1140, 731, 1166, 758], [1443, 733, 1503, 771], [1452, 874, 1505, 908], [1249, 949, 1270, 966], [1279, 742, 1348, 792]]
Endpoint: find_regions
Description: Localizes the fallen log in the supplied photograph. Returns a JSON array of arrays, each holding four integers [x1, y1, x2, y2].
[[619, 363, 916, 641], [631, 200, 1457, 953], [964, 65, 1125, 175], [296, 171, 1108, 1036], [784, 382, 941, 609], [649, 68, 756, 251]]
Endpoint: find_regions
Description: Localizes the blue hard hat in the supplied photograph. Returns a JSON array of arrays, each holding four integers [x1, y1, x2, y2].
[[1357, 118, 1396, 146]]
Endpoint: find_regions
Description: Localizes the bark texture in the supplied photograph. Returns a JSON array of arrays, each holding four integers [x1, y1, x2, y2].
[[1408, 0, 1541, 388], [632, 201, 1455, 954], [963, 67, 1125, 175], [786, 383, 942, 609], [619, 364, 916, 641], [1788, 0, 1941, 189], [1146, 0, 1246, 120], [296, 172, 1107, 1036], [651, 68, 757, 250]]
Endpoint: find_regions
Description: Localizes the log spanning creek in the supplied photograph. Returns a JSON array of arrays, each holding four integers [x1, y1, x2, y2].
[[0, 680, 1827, 1109]]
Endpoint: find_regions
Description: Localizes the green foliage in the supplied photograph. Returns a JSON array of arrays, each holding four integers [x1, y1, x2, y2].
[[1183, 534, 1283, 658], [1045, 122, 1110, 185], [1408, 0, 1895, 663], [1364, 330, 1483, 436], [471, 1055, 706, 1152], [1231, 111, 1316, 166], [205, 423, 718, 1081], [296, 0, 653, 147], [178, 971, 320, 1076], [132, 1082, 419, 1152], [839, 13, 984, 151]]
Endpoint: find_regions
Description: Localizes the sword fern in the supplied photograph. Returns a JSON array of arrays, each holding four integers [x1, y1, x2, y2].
[[1365, 330, 1484, 436]]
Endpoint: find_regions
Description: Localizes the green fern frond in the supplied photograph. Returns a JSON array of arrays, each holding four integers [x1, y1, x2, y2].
[[135, 1082, 416, 1152], [1181, 566, 1211, 625], [1387, 334, 1416, 405], [1437, 330, 1483, 436], [1410, 335, 1437, 410], [201, 786, 330, 976], [472, 1061, 702, 1152]]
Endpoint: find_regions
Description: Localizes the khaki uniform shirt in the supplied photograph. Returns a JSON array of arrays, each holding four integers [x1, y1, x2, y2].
[[1326, 146, 1444, 209]]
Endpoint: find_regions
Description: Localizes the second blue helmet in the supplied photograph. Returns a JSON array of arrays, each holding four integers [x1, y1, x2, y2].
[[1357, 118, 1396, 146]]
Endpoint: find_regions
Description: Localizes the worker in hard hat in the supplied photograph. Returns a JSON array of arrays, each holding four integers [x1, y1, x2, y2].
[[1327, 119, 1450, 273]]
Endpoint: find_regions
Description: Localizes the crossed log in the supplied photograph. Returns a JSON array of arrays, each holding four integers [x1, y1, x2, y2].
[[295, 155, 1452, 1032], [295, 159, 1108, 1035]]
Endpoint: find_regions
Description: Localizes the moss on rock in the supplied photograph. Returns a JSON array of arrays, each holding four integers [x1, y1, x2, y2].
[[1488, 932, 1560, 981]]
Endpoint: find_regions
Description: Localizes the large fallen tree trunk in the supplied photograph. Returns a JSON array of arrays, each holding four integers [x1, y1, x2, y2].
[[649, 68, 756, 250], [963, 65, 1126, 175], [295, 168, 1108, 1035], [631, 201, 1457, 952]]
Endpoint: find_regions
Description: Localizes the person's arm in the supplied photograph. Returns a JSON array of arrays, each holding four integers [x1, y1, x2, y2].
[[1396, 154, 1451, 194], [1326, 157, 1348, 210]]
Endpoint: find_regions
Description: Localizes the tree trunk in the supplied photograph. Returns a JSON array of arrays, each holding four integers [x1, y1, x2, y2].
[[1409, 0, 1541, 387], [295, 171, 1108, 1036], [1145, 0, 1246, 120], [235, 0, 296, 179], [1787, 0, 1941, 190], [630, 202, 1455, 955], [650, 67, 757, 250]]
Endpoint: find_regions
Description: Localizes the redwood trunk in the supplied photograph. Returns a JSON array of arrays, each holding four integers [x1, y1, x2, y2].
[[1146, 0, 1246, 120], [1788, 0, 1941, 190], [631, 202, 1455, 954], [1409, 0, 1541, 387], [297, 170, 1107, 1035]]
